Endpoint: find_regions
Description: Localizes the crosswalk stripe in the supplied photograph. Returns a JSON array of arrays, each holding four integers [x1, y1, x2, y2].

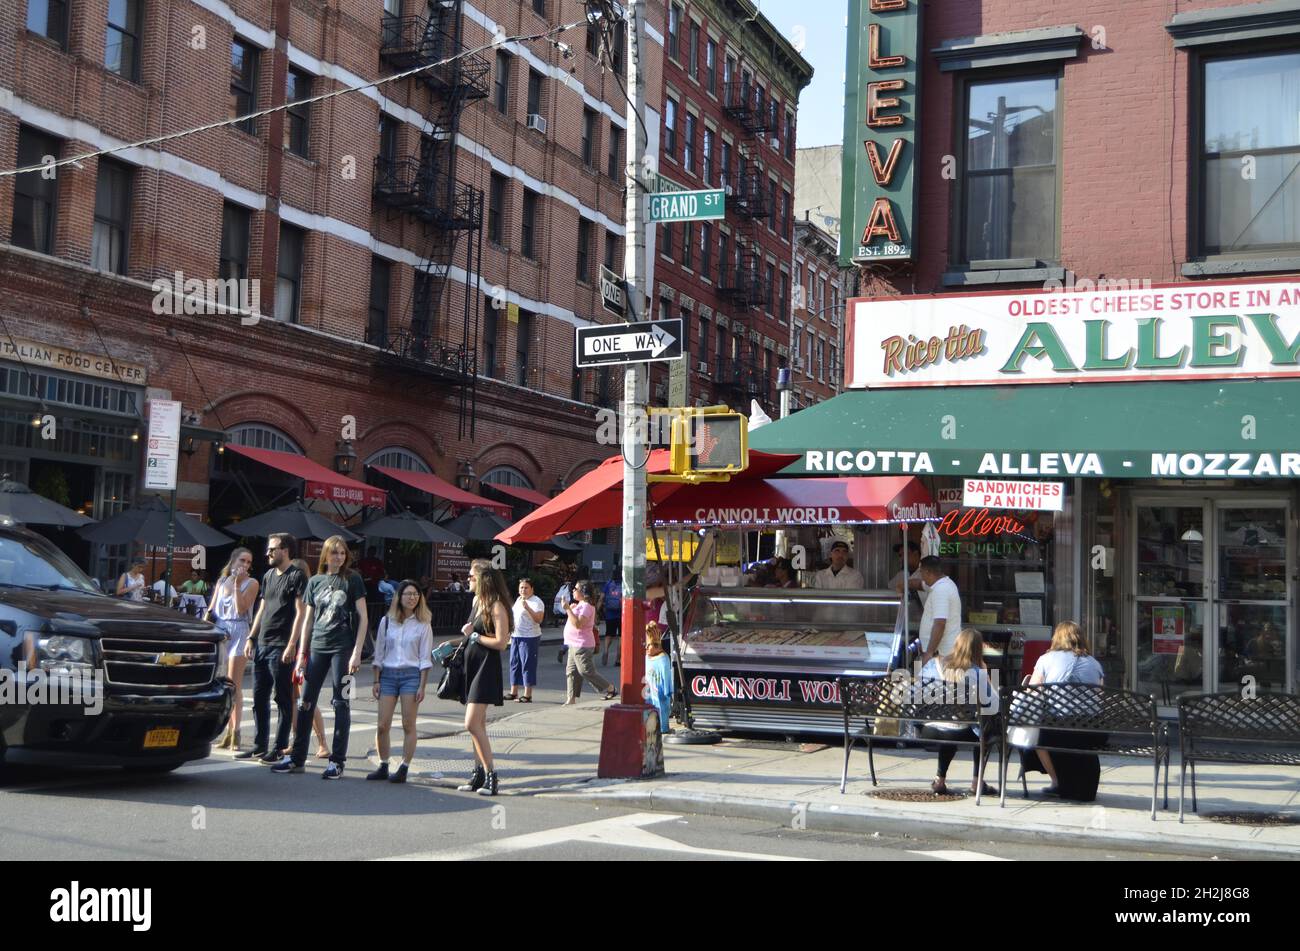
[[908, 849, 1012, 862]]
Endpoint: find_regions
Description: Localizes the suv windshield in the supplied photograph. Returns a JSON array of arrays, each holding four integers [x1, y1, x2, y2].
[[0, 534, 100, 593]]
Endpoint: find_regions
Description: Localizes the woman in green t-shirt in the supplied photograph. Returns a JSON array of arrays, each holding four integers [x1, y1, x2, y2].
[[271, 535, 369, 779]]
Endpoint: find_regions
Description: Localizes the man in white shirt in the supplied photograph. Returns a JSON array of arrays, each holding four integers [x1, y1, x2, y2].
[[813, 540, 865, 590], [918, 556, 962, 663], [510, 578, 546, 702]]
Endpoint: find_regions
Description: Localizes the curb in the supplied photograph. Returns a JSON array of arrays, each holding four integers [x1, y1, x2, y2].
[[539, 784, 1296, 860]]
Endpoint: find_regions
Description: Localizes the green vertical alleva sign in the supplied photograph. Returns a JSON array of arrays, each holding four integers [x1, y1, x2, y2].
[[840, 0, 922, 266]]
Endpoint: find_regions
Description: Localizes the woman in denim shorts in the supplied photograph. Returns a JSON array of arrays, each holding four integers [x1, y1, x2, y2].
[[367, 580, 433, 784]]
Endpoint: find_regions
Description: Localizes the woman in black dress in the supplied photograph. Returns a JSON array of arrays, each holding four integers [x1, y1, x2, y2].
[[452, 558, 512, 796]]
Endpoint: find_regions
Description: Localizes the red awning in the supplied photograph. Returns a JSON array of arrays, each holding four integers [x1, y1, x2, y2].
[[650, 476, 937, 526], [371, 466, 512, 517], [484, 483, 550, 507], [226, 444, 387, 508]]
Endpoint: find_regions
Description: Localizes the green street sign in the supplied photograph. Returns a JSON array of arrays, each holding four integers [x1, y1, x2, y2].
[[648, 189, 725, 223]]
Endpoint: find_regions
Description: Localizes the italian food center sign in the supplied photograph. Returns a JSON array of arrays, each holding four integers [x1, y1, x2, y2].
[[849, 279, 1300, 388], [841, 0, 921, 264]]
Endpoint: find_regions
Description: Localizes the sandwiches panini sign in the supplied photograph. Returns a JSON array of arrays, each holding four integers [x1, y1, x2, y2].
[[848, 279, 1300, 388]]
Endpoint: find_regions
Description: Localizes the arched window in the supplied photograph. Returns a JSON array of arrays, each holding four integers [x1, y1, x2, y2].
[[365, 447, 432, 473], [481, 465, 533, 489], [229, 423, 302, 454]]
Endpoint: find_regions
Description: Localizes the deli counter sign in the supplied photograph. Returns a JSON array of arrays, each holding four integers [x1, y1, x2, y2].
[[840, 0, 922, 265]]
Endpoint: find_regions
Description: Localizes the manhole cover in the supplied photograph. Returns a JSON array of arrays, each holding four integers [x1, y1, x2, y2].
[[870, 788, 969, 803], [1200, 811, 1300, 827]]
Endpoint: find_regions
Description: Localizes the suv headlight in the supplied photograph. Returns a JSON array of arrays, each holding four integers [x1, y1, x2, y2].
[[28, 633, 96, 673]]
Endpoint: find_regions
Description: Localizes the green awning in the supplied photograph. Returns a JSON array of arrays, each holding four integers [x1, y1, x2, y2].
[[750, 380, 1300, 479]]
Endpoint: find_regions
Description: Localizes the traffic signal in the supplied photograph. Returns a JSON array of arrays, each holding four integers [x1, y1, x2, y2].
[[669, 409, 748, 476]]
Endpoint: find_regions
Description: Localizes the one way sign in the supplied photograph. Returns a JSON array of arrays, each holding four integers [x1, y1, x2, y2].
[[575, 319, 683, 368]]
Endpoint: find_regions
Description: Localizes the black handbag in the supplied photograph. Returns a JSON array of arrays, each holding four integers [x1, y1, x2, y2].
[[436, 642, 466, 702]]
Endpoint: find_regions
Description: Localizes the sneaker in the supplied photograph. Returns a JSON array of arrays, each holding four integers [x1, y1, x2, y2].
[[258, 750, 281, 765], [234, 748, 267, 760], [322, 762, 345, 780], [389, 763, 409, 784], [270, 757, 304, 774], [476, 770, 499, 796], [366, 763, 390, 781], [457, 764, 485, 792]]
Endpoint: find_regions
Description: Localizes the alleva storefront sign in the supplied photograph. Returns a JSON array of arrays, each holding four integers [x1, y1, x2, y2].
[[849, 279, 1300, 388]]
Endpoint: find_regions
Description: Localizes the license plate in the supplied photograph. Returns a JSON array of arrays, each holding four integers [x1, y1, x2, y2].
[[143, 727, 180, 749]]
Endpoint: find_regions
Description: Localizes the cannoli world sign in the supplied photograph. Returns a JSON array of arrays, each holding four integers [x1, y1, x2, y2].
[[841, 0, 922, 264], [848, 279, 1300, 388]]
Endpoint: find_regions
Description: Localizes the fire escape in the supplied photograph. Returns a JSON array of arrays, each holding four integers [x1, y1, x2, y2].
[[717, 76, 773, 406], [373, 2, 489, 439]]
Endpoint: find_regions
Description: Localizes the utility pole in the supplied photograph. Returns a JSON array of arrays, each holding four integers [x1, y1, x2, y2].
[[599, 0, 660, 778]]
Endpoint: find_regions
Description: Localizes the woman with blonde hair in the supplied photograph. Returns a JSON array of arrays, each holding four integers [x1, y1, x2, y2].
[[920, 627, 999, 796], [368, 580, 433, 783], [272, 536, 368, 779], [206, 546, 260, 750], [284, 557, 329, 760], [1018, 620, 1105, 799], [445, 559, 512, 796]]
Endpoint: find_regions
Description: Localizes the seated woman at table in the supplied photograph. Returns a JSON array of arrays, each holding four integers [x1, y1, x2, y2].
[[1014, 620, 1105, 800], [919, 628, 1000, 797]]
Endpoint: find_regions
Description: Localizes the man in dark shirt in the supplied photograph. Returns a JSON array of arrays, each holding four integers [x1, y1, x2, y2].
[[239, 533, 307, 762]]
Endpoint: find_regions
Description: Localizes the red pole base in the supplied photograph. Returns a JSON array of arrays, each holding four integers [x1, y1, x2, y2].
[[597, 703, 665, 779]]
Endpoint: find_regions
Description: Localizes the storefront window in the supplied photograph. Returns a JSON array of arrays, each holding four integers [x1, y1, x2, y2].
[[1083, 479, 1124, 686]]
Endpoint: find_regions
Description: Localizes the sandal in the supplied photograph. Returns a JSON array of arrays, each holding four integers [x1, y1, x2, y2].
[[519, 696, 533, 703], [603, 688, 618, 701], [930, 779, 950, 796]]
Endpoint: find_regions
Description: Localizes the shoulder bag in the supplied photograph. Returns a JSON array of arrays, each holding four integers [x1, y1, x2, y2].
[[435, 641, 466, 702]]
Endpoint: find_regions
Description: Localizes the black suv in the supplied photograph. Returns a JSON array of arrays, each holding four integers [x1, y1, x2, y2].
[[0, 523, 233, 772]]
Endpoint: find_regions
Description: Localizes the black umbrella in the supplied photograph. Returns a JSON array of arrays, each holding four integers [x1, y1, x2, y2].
[[78, 495, 233, 547], [0, 479, 95, 528], [357, 510, 463, 544], [439, 508, 511, 542], [223, 500, 361, 542]]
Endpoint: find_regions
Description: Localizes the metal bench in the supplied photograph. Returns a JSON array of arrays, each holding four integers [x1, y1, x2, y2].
[[1000, 683, 1170, 818], [838, 675, 1003, 806], [1177, 691, 1300, 822]]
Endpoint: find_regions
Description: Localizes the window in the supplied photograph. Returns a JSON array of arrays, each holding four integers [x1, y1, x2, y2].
[[689, 22, 700, 79], [383, 0, 402, 15], [667, 3, 682, 60], [483, 305, 498, 378], [720, 140, 732, 189], [779, 271, 789, 317], [521, 188, 539, 260], [725, 55, 736, 89], [700, 222, 712, 277], [659, 296, 671, 322], [705, 40, 717, 94], [961, 73, 1059, 263], [699, 313, 710, 363], [683, 222, 694, 269], [516, 309, 532, 386], [664, 97, 678, 157], [275, 224, 304, 323], [785, 110, 795, 160], [285, 68, 311, 156], [608, 123, 623, 179], [781, 189, 791, 236], [794, 262, 803, 304], [413, 271, 433, 338], [488, 173, 506, 244], [662, 223, 673, 258], [719, 232, 729, 282], [494, 51, 510, 114], [818, 339, 826, 381], [527, 69, 543, 117], [586, 24, 599, 57], [683, 113, 696, 172], [582, 108, 597, 167], [577, 218, 593, 282], [91, 159, 131, 275], [368, 257, 391, 347], [572, 359, 583, 401], [219, 203, 250, 281], [679, 306, 691, 355], [1201, 51, 1300, 255], [768, 178, 777, 230], [613, 29, 625, 71], [231, 39, 259, 135], [765, 262, 775, 312], [378, 115, 400, 168], [604, 231, 619, 271], [27, 0, 68, 47], [12, 127, 60, 255], [105, 0, 142, 81], [702, 128, 714, 185], [531, 0, 546, 17]]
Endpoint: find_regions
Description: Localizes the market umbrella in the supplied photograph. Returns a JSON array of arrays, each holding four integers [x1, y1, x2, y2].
[[357, 510, 463, 544], [0, 479, 95, 528], [440, 508, 511, 542], [78, 495, 234, 548], [495, 449, 800, 545], [223, 500, 361, 542]]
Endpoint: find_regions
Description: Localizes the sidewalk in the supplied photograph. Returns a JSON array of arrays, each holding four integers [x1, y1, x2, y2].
[[393, 699, 1300, 858]]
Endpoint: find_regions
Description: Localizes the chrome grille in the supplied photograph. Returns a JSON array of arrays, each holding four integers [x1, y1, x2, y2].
[[101, 638, 217, 688]]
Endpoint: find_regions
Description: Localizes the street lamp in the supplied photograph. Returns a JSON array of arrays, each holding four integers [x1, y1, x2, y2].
[[456, 461, 477, 491], [334, 439, 357, 475]]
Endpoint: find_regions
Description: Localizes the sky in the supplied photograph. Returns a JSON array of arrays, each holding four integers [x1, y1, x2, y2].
[[754, 0, 848, 149]]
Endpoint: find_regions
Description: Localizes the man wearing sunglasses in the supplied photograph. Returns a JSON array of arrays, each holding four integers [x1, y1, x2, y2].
[[238, 533, 308, 763]]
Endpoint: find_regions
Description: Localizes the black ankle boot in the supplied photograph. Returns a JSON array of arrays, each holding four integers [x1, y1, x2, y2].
[[477, 770, 499, 796], [457, 764, 485, 792], [366, 762, 390, 781], [389, 763, 409, 784]]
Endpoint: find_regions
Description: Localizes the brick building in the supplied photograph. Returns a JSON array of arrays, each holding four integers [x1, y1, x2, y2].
[[788, 214, 847, 409], [649, 0, 812, 418], [1, 0, 669, 580]]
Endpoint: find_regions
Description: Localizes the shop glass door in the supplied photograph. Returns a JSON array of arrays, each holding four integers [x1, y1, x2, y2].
[[1215, 505, 1289, 693], [1133, 503, 1209, 702]]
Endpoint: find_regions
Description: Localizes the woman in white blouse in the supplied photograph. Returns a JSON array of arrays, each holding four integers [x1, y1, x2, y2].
[[368, 580, 434, 783]]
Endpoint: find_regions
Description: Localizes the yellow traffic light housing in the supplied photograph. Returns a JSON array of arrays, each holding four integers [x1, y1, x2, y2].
[[650, 406, 748, 484]]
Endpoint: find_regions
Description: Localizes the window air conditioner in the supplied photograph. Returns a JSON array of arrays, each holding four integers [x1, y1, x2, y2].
[[527, 114, 548, 134]]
